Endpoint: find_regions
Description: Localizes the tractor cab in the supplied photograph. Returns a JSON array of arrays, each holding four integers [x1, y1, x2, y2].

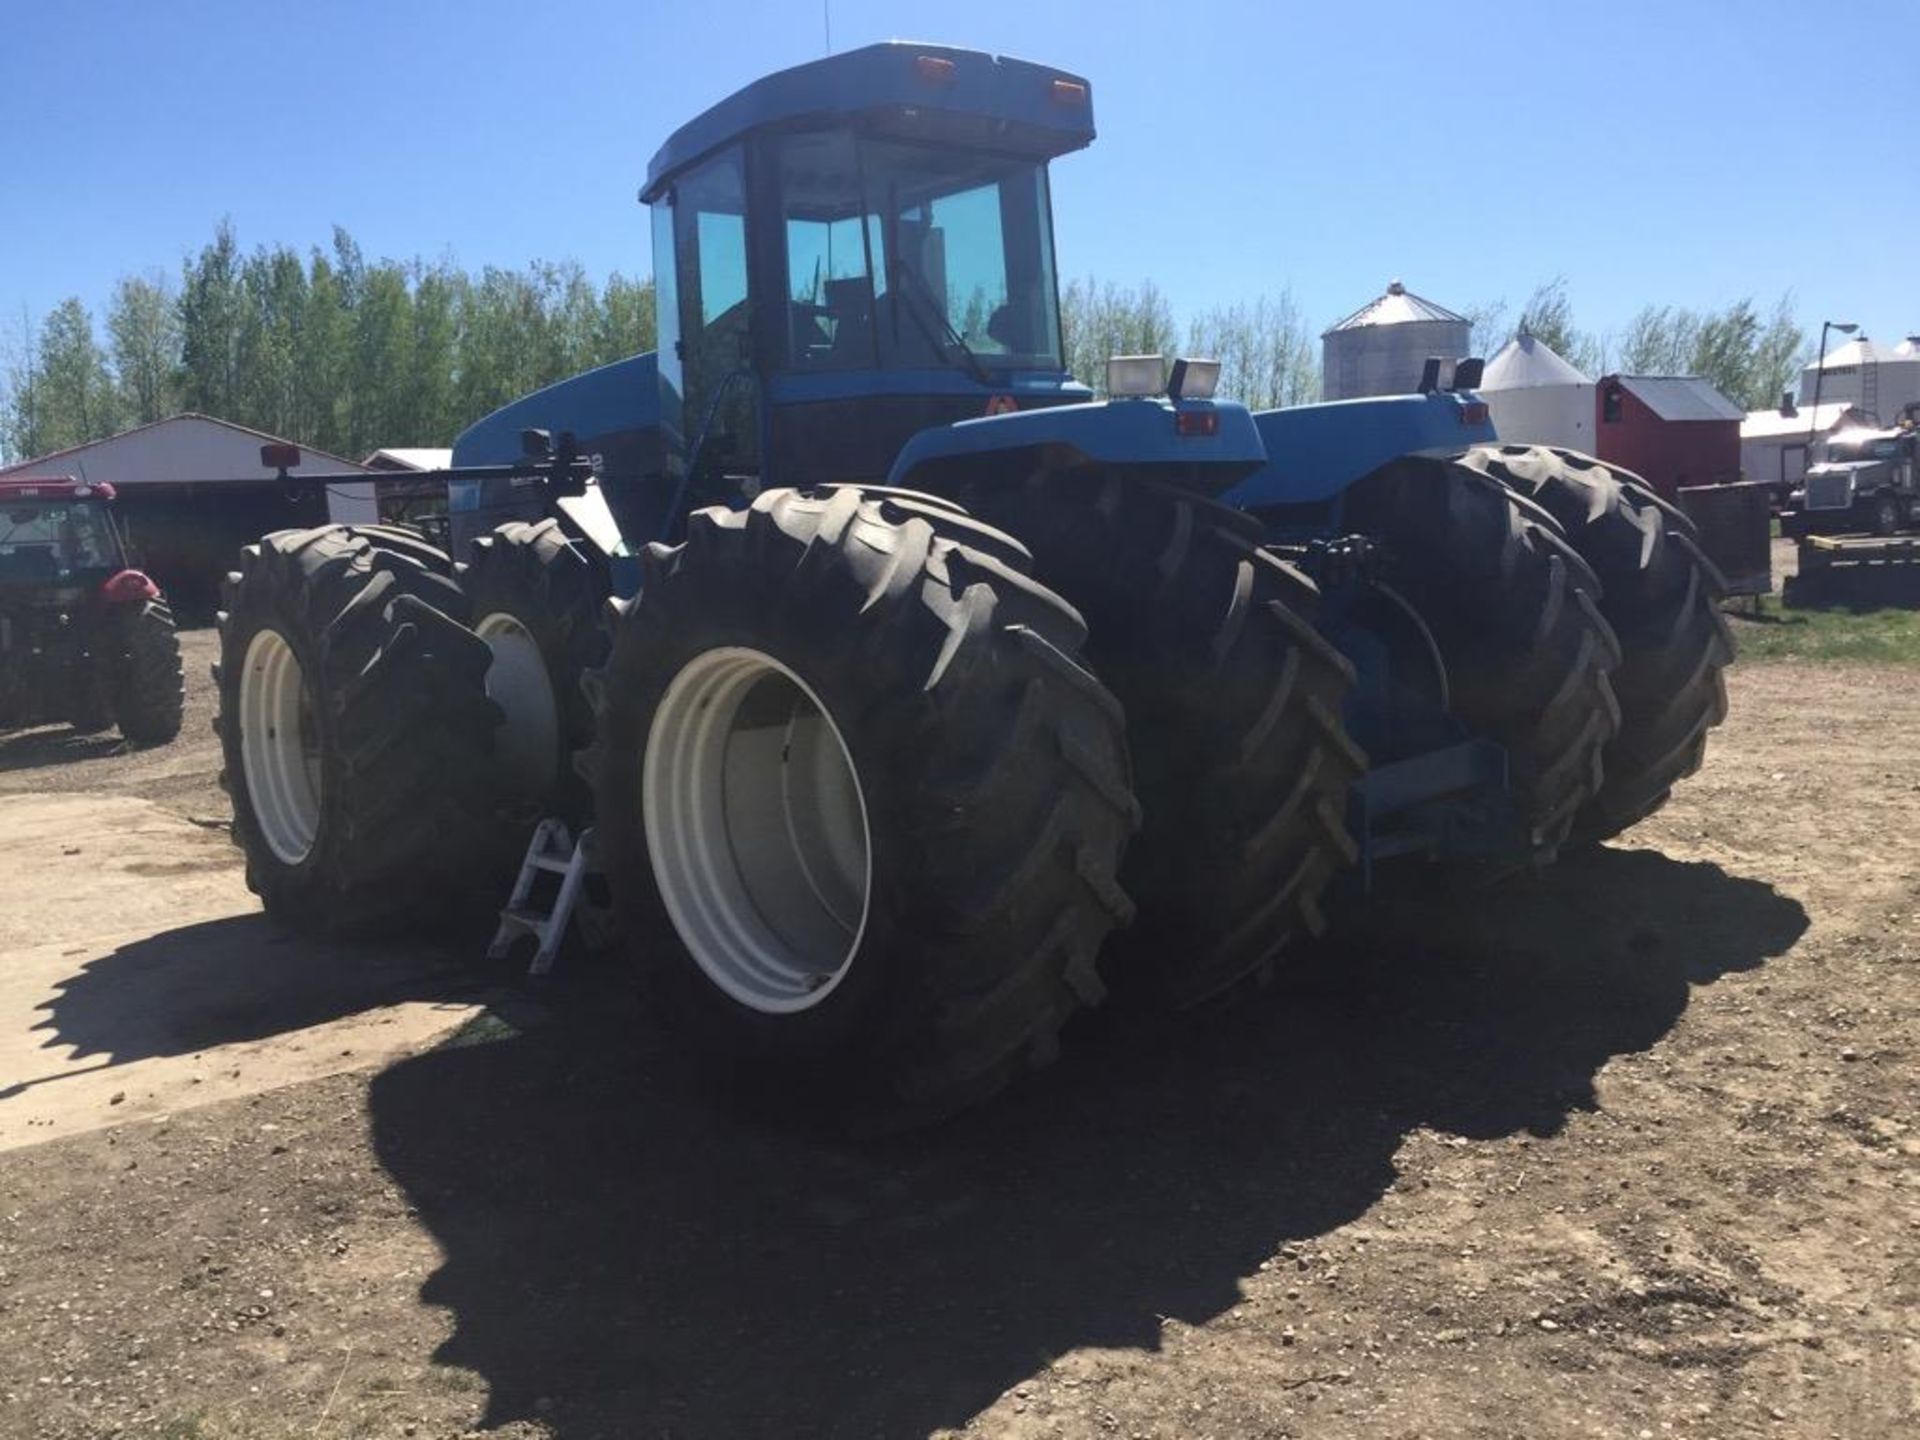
[[640, 43, 1096, 494], [0, 479, 129, 597], [450, 42, 1258, 554]]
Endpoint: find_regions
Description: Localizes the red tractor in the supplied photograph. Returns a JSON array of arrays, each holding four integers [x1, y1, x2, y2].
[[0, 477, 183, 743]]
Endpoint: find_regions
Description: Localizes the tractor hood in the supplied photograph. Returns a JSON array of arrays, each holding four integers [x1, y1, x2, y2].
[[886, 398, 1266, 494], [1224, 392, 1498, 511]]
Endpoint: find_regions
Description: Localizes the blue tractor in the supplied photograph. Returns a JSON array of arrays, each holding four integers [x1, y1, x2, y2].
[[214, 44, 1731, 1123]]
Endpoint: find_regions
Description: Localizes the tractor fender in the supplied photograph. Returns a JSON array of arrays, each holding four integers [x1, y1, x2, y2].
[[1222, 392, 1498, 510], [98, 568, 161, 606], [885, 397, 1266, 492]]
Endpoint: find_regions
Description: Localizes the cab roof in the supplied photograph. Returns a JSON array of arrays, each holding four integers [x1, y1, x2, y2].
[[0, 477, 115, 502], [642, 42, 1095, 201]]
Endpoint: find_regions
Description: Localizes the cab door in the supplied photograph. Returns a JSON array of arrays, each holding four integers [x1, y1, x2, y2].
[[662, 145, 761, 490]]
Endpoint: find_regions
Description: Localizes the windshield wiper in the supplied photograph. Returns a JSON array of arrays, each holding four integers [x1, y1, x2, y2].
[[892, 259, 994, 386]]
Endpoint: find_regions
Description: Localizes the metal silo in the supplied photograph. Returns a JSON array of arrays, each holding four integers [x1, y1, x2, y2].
[[1321, 280, 1472, 401]]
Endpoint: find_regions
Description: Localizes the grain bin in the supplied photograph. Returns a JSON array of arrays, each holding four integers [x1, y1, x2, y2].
[[1321, 280, 1471, 401]]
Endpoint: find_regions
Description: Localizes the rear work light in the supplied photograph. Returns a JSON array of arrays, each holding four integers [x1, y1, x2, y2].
[[1458, 401, 1490, 425], [1167, 357, 1221, 401], [1106, 355, 1165, 398], [916, 55, 956, 83], [1050, 78, 1088, 105], [1175, 409, 1219, 438]]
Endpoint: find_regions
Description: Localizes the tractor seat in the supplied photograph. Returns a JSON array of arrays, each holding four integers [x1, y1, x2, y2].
[[821, 276, 874, 367]]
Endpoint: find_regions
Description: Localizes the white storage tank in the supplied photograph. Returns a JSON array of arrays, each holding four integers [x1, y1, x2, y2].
[[1479, 330, 1596, 451], [1321, 280, 1471, 401], [1799, 335, 1920, 425]]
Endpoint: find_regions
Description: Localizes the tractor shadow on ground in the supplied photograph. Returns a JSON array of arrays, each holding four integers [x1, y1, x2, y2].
[[0, 725, 126, 775], [21, 913, 492, 1085], [367, 844, 1807, 1438]]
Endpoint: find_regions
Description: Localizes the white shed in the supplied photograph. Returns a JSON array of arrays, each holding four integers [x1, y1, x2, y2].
[[1740, 398, 1870, 492], [1478, 331, 1595, 451], [0, 413, 375, 613]]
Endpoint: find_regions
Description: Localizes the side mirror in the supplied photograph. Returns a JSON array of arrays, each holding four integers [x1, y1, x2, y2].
[[260, 443, 302, 472], [520, 428, 553, 459]]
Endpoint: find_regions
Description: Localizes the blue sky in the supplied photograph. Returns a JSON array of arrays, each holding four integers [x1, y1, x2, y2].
[[4, 0, 1915, 362]]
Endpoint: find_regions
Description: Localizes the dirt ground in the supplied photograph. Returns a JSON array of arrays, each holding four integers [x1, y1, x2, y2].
[[0, 623, 1915, 1439]]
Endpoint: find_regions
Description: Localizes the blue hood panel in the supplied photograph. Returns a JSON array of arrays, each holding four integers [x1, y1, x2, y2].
[[1224, 393, 1497, 509], [887, 398, 1266, 488]]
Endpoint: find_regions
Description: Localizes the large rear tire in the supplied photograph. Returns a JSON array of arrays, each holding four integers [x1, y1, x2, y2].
[[462, 519, 607, 827], [1342, 456, 1622, 853], [215, 525, 499, 932], [1461, 444, 1734, 841], [958, 472, 1362, 1005], [590, 488, 1138, 1124], [110, 599, 185, 744]]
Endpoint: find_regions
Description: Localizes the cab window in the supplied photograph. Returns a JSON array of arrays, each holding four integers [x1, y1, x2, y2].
[[776, 131, 877, 371], [671, 147, 757, 472]]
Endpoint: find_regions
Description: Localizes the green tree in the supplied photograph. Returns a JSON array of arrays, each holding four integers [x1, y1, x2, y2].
[[1509, 277, 1606, 375], [105, 273, 182, 424], [0, 307, 45, 463], [1617, 295, 1805, 409], [178, 220, 243, 418], [406, 261, 461, 445], [1059, 276, 1178, 392], [1187, 290, 1317, 410], [234, 246, 309, 439], [298, 251, 352, 455], [27, 299, 122, 453], [596, 273, 658, 367]]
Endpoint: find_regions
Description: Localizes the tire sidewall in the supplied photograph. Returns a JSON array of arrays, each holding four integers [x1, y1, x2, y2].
[[464, 522, 605, 826], [599, 598, 914, 1068], [218, 584, 345, 920], [468, 585, 574, 813]]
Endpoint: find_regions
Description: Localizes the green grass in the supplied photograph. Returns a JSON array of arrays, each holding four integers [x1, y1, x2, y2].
[[1727, 596, 1920, 664]]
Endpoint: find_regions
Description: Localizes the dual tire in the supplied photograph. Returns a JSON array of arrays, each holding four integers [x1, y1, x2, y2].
[[1343, 455, 1623, 851], [215, 525, 498, 931], [588, 488, 1138, 1121], [957, 472, 1363, 1005], [1460, 444, 1734, 841]]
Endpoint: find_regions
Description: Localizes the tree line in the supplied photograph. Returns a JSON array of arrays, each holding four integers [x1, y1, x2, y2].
[[2, 221, 1811, 467], [1459, 277, 1808, 410], [1, 222, 657, 465]]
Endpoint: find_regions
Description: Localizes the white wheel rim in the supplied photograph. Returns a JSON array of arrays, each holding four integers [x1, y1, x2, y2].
[[239, 628, 322, 865], [477, 611, 561, 799], [643, 647, 872, 1014]]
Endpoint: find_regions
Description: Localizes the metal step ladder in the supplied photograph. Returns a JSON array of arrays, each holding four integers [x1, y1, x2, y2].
[[487, 819, 606, 977]]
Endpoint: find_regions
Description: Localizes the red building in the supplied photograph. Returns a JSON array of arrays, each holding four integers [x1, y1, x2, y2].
[[1594, 375, 1744, 500]]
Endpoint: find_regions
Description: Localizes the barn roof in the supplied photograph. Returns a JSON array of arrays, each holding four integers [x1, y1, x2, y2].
[[1324, 280, 1468, 335], [0, 413, 370, 483], [363, 447, 453, 472], [1740, 400, 1864, 439], [1612, 376, 1745, 423], [1481, 332, 1592, 389]]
